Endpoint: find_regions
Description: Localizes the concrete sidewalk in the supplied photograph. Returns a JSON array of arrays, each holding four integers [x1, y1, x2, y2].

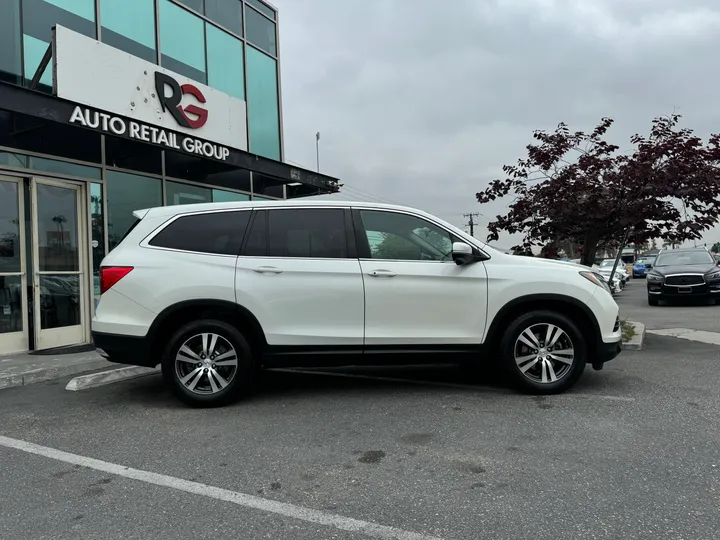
[[0, 350, 113, 389]]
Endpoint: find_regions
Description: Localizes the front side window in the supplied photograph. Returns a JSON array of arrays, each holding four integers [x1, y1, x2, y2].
[[267, 209, 347, 258], [360, 210, 455, 261], [149, 211, 251, 255]]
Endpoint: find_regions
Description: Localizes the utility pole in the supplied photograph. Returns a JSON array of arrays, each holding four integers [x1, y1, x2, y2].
[[315, 132, 320, 172], [463, 212, 480, 237]]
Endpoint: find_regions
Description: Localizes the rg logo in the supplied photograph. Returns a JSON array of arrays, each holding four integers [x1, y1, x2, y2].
[[155, 72, 208, 129]]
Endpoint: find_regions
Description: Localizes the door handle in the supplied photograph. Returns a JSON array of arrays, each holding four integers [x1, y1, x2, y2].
[[253, 266, 283, 275], [368, 269, 397, 277]]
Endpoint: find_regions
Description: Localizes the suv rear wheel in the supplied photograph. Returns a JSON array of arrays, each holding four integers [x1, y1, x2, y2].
[[161, 319, 254, 407], [500, 310, 586, 394]]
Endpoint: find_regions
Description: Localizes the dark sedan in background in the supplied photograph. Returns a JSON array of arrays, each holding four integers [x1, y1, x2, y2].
[[646, 247, 720, 305]]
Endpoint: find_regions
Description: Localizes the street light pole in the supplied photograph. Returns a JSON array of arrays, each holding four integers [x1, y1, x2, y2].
[[315, 132, 320, 172]]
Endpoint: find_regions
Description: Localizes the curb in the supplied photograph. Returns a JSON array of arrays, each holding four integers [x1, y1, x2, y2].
[[622, 321, 646, 350], [0, 358, 113, 390], [66, 366, 159, 391]]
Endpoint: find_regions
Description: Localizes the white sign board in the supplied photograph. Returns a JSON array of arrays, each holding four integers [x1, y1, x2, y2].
[[53, 25, 247, 152]]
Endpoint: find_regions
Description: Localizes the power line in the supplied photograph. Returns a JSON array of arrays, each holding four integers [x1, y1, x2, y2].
[[463, 212, 480, 237]]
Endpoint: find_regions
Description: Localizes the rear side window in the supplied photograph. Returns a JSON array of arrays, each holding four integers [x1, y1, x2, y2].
[[242, 208, 348, 258], [149, 211, 251, 255], [269, 209, 347, 258]]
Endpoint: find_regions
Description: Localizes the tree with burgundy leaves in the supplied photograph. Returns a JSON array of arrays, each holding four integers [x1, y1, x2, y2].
[[476, 114, 720, 266]]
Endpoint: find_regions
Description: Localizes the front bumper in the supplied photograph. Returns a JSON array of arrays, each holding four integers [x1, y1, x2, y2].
[[647, 281, 720, 298], [595, 340, 622, 365]]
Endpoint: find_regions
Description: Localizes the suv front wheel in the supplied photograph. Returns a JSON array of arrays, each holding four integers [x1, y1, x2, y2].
[[500, 310, 587, 394], [161, 319, 254, 407]]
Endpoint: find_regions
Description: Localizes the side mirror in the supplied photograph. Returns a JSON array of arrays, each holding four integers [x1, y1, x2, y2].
[[452, 242, 475, 265], [645, 264, 652, 268]]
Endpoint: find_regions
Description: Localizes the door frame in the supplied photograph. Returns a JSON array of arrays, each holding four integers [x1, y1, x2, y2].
[[0, 175, 29, 355], [30, 176, 90, 350]]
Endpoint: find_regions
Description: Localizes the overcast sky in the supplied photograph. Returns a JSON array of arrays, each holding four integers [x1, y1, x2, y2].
[[272, 0, 720, 250]]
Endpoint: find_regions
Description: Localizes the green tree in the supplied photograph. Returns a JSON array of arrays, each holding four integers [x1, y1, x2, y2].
[[712, 242, 720, 253]]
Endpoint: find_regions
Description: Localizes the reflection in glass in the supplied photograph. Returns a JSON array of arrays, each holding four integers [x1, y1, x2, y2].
[[212, 189, 250, 202], [206, 24, 244, 100], [36, 184, 79, 272], [0, 275, 23, 335], [101, 0, 157, 62], [0, 0, 22, 85], [245, 5, 276, 55], [0, 181, 21, 273], [90, 183, 105, 301], [28, 156, 101, 179], [22, 0, 96, 91], [246, 46, 280, 160], [39, 275, 80, 330], [159, 0, 207, 82], [205, 0, 243, 36], [106, 170, 162, 251], [166, 181, 212, 205]]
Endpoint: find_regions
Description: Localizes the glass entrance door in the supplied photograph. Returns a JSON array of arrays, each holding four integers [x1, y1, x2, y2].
[[0, 177, 28, 354], [31, 178, 87, 350]]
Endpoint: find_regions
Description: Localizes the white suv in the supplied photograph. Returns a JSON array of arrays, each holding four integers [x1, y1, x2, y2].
[[92, 200, 622, 406]]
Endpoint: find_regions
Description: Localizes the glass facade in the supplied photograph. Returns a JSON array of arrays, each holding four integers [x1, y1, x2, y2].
[[0, 0, 281, 161], [100, 0, 157, 62]]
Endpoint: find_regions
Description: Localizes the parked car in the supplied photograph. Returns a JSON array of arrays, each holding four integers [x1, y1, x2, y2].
[[632, 257, 656, 278], [91, 201, 622, 406], [593, 260, 627, 291], [646, 247, 720, 305]]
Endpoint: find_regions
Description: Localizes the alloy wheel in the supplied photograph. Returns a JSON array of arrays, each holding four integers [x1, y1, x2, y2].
[[513, 323, 575, 384], [174, 333, 238, 395]]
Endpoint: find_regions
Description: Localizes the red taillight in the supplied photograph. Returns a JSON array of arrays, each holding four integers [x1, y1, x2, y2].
[[99, 266, 133, 294]]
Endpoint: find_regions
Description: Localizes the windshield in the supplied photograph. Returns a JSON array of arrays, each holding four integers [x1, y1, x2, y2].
[[636, 258, 655, 265], [599, 260, 617, 267], [654, 251, 714, 266]]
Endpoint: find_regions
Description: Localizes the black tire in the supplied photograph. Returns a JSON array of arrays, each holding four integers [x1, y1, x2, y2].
[[648, 296, 659, 306], [499, 310, 587, 395], [161, 319, 255, 407]]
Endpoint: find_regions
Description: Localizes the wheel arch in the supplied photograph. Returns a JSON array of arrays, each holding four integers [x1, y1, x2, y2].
[[485, 294, 601, 359], [147, 299, 267, 360]]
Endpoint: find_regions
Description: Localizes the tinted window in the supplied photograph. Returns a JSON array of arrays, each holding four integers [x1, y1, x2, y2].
[[100, 0, 157, 62], [206, 24, 245, 100], [206, 0, 243, 36], [266, 209, 347, 259], [243, 210, 266, 256], [159, 0, 206, 83], [150, 211, 250, 255], [246, 46, 280, 160], [245, 5, 276, 55], [360, 210, 455, 261], [106, 170, 162, 251]]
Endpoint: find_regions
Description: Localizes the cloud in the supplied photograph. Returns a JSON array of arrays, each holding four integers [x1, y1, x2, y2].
[[273, 0, 720, 247]]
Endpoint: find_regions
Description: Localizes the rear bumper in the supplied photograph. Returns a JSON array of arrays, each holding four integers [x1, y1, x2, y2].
[[92, 331, 158, 368]]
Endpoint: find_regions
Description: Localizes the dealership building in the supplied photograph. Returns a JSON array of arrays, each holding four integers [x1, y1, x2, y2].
[[0, 0, 340, 355]]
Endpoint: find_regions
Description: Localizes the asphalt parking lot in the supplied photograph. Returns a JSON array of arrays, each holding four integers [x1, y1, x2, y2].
[[615, 275, 720, 332], [1, 281, 719, 540]]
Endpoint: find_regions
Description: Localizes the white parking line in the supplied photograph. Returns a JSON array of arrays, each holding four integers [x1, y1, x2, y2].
[[0, 435, 442, 540], [647, 328, 720, 346], [275, 369, 635, 402]]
